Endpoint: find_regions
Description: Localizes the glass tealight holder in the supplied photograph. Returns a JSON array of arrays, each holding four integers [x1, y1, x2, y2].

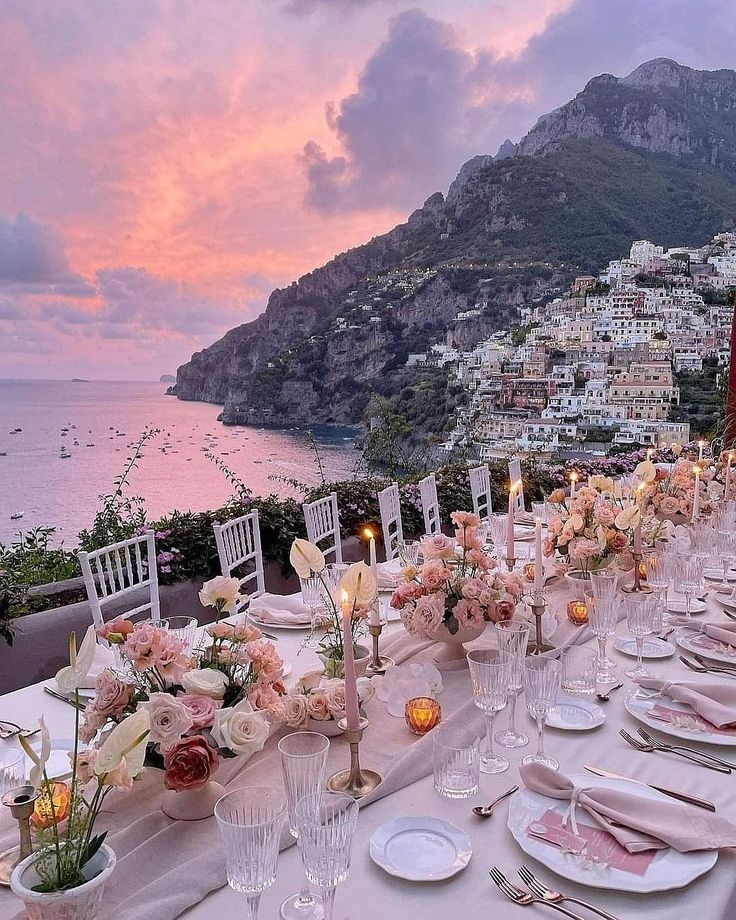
[[405, 697, 441, 735], [567, 599, 588, 625], [522, 563, 536, 584]]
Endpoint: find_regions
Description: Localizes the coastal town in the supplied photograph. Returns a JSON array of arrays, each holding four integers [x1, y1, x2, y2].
[[424, 232, 736, 459]]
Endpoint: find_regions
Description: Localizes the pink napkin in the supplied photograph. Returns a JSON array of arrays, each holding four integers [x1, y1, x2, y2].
[[671, 616, 736, 648], [521, 763, 736, 853], [248, 592, 312, 625], [634, 675, 736, 729]]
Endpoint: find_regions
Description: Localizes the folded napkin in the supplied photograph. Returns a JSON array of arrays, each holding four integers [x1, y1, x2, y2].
[[634, 675, 736, 729], [521, 763, 736, 853], [377, 559, 405, 588], [75, 642, 116, 689], [671, 617, 736, 648], [248, 592, 312, 626]]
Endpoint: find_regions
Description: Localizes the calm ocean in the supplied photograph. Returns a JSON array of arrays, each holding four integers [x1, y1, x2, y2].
[[0, 380, 360, 546]]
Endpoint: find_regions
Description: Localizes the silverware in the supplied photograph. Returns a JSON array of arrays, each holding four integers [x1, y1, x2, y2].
[[721, 607, 736, 622], [517, 866, 620, 920], [618, 728, 730, 773], [473, 785, 518, 818], [489, 867, 586, 919], [596, 682, 623, 702], [43, 687, 85, 710], [679, 654, 736, 678], [692, 652, 736, 672], [0, 720, 38, 740], [659, 627, 675, 640], [637, 727, 736, 770], [585, 764, 717, 810]]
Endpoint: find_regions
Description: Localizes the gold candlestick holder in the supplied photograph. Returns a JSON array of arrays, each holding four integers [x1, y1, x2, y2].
[[366, 622, 394, 676], [621, 552, 652, 594], [0, 785, 39, 886], [527, 594, 553, 655], [326, 717, 382, 799], [505, 555, 517, 573]]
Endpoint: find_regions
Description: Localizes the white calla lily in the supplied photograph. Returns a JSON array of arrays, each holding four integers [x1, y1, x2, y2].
[[615, 506, 641, 530], [19, 717, 51, 788], [289, 539, 325, 578], [94, 708, 150, 781], [339, 561, 377, 608], [634, 460, 657, 483], [55, 625, 97, 695]]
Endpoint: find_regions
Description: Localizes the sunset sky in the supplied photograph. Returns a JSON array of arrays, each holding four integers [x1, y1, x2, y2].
[[1, 0, 734, 380]]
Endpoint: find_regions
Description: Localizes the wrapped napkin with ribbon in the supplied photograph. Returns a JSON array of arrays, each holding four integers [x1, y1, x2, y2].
[[248, 591, 313, 626], [521, 763, 736, 853], [633, 675, 736, 729], [670, 616, 736, 648]]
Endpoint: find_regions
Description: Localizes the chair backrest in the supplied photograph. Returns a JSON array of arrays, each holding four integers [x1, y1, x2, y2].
[[377, 483, 404, 560], [469, 464, 493, 521], [303, 492, 343, 563], [508, 459, 526, 515], [419, 473, 441, 535], [78, 531, 160, 629], [213, 509, 266, 607]]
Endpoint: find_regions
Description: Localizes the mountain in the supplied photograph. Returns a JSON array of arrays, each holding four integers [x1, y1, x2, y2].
[[171, 58, 736, 436]]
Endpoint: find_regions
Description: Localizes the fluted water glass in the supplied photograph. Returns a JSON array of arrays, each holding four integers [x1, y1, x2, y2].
[[467, 649, 510, 774], [521, 657, 561, 771], [589, 570, 618, 603], [214, 786, 287, 920], [295, 793, 359, 920], [624, 594, 657, 679], [278, 732, 330, 920], [494, 620, 530, 748], [677, 554, 704, 618], [587, 594, 618, 682]]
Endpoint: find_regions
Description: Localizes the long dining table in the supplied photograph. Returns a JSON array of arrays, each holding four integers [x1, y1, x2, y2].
[[1, 582, 736, 920]]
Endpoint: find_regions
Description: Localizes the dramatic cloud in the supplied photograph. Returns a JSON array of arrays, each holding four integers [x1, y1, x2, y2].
[[0, 213, 70, 283]]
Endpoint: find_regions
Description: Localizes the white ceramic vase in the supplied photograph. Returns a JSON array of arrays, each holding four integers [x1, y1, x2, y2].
[[10, 844, 116, 920], [432, 621, 486, 668], [161, 779, 227, 821]]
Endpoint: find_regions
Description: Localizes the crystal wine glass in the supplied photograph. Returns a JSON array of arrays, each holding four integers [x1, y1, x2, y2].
[[214, 786, 287, 920], [467, 649, 510, 774], [278, 732, 330, 920], [589, 570, 618, 603], [624, 594, 656, 679], [398, 540, 420, 566], [300, 576, 323, 627], [521, 657, 561, 771], [587, 594, 618, 682], [677, 554, 705, 618], [295, 793, 359, 920], [717, 530, 736, 593], [488, 513, 509, 560], [494, 620, 530, 748]]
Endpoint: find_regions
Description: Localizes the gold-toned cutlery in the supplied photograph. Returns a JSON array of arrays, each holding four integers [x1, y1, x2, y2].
[[596, 682, 623, 702], [489, 867, 586, 919], [42, 686, 85, 710], [585, 764, 717, 810], [517, 866, 620, 920], [0, 720, 38, 740], [636, 727, 736, 770], [618, 728, 730, 773], [472, 785, 518, 818], [677, 654, 736, 678]]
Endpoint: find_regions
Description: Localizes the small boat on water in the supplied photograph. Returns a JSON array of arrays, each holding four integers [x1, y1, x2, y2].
[[9, 428, 22, 434], [0, 451, 6, 457], [10, 512, 24, 520]]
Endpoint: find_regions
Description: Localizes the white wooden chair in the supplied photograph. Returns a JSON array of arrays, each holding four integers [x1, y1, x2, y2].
[[79, 531, 161, 629], [303, 492, 343, 563], [508, 458, 526, 515], [377, 483, 404, 560], [469, 465, 493, 521], [213, 509, 266, 609], [419, 473, 441, 535]]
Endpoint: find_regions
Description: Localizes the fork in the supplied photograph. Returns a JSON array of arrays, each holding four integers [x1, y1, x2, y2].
[[518, 866, 620, 920], [692, 652, 736, 673], [636, 727, 736, 770], [618, 729, 730, 772], [489, 868, 586, 919], [0, 720, 39, 740], [679, 654, 736, 678]]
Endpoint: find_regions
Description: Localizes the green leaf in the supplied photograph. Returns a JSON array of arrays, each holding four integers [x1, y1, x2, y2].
[[81, 831, 107, 866], [445, 614, 459, 636]]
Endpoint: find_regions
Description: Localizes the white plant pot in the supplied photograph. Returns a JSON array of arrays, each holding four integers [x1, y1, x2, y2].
[[161, 779, 227, 821], [306, 716, 344, 737], [432, 621, 486, 669], [10, 844, 116, 920], [317, 645, 371, 679]]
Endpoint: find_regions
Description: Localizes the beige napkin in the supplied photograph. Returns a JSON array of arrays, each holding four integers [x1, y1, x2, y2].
[[248, 592, 311, 626], [671, 617, 736, 648], [521, 763, 736, 853], [377, 559, 404, 589], [634, 675, 736, 729]]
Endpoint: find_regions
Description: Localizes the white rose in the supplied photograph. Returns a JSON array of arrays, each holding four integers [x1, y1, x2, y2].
[[180, 667, 228, 700], [199, 575, 241, 613], [282, 695, 309, 728], [211, 699, 270, 756]]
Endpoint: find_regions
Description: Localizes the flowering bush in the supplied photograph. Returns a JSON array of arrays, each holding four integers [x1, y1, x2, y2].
[[390, 512, 521, 639]]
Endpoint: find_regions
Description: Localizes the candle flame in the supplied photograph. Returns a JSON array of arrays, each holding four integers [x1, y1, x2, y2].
[[341, 589, 349, 604], [570, 471, 578, 482], [693, 465, 700, 475], [362, 526, 373, 540]]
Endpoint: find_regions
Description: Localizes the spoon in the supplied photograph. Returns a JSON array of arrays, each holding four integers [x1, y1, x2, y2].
[[472, 785, 519, 818], [596, 681, 623, 702]]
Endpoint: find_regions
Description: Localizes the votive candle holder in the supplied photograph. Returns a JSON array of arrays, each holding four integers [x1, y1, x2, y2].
[[567, 599, 588, 626], [405, 697, 441, 735]]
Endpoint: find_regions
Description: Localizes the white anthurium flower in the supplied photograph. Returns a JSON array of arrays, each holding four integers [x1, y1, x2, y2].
[[198, 575, 241, 613], [289, 539, 325, 579], [615, 506, 641, 531], [595, 525, 608, 552], [55, 625, 97, 695], [568, 513, 585, 533], [634, 460, 657, 483], [94, 708, 150, 781], [339, 561, 377, 608], [19, 717, 51, 788]]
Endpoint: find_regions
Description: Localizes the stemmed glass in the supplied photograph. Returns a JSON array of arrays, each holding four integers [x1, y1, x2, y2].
[[677, 554, 705, 617], [398, 541, 420, 566], [295, 793, 359, 920], [521, 657, 562, 771], [300, 576, 323, 626], [624, 595, 656, 679], [716, 530, 736, 593], [214, 786, 288, 920], [589, 570, 618, 603], [494, 621, 530, 748], [587, 594, 618, 683], [488, 513, 509, 559], [278, 732, 330, 920], [467, 649, 510, 774]]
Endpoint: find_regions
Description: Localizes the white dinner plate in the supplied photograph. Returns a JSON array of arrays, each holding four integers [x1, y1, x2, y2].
[[547, 696, 605, 731], [507, 772, 717, 893], [675, 627, 736, 666], [704, 569, 736, 583], [613, 637, 674, 659], [718, 596, 736, 614], [624, 690, 736, 746], [667, 598, 707, 615], [369, 816, 472, 881], [246, 615, 312, 631]]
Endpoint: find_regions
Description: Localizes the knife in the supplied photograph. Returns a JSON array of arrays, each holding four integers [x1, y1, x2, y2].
[[43, 686, 85, 710], [584, 765, 716, 812]]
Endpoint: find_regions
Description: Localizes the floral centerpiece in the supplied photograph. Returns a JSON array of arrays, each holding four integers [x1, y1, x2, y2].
[[282, 670, 377, 735], [390, 512, 522, 663], [640, 457, 720, 520], [11, 628, 150, 917]]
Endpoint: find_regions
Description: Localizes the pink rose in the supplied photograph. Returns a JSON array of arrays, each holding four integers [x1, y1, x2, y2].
[[178, 693, 220, 731], [92, 671, 133, 719], [467, 548, 492, 570], [569, 538, 601, 562], [141, 692, 194, 750], [659, 495, 681, 516], [283, 695, 309, 728], [390, 580, 426, 608], [233, 623, 262, 642], [595, 504, 616, 526], [411, 594, 446, 637], [549, 489, 566, 504], [244, 641, 283, 677], [420, 560, 450, 591], [164, 735, 219, 791], [451, 511, 480, 529], [208, 623, 235, 640], [461, 577, 486, 601], [607, 531, 628, 553], [321, 678, 347, 719], [453, 597, 483, 628], [306, 689, 331, 721], [455, 525, 481, 550], [420, 534, 456, 561], [247, 680, 282, 714], [493, 599, 515, 623]]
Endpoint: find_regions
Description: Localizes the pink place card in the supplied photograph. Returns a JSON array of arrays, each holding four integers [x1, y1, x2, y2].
[[526, 810, 657, 876], [650, 703, 736, 736], [691, 635, 736, 657]]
